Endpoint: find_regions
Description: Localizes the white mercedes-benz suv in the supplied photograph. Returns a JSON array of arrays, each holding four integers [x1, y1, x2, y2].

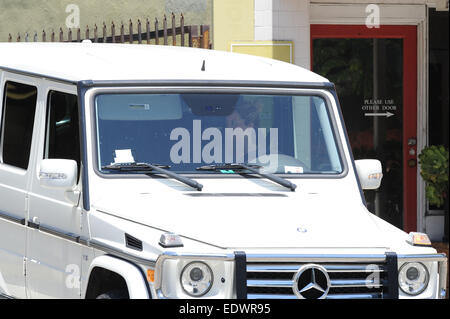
[[0, 42, 447, 299]]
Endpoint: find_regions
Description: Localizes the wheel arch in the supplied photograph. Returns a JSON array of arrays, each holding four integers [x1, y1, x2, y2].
[[83, 255, 150, 299]]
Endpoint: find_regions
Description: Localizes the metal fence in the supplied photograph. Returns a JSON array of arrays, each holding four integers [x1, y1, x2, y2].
[[8, 13, 211, 49]]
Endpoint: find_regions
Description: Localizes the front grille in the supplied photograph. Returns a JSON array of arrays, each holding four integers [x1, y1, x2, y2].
[[246, 261, 386, 299]]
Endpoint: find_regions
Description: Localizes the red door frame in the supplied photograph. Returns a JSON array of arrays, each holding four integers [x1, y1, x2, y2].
[[311, 25, 418, 233]]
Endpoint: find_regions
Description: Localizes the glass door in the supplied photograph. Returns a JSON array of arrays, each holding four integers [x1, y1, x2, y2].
[[311, 25, 417, 232]]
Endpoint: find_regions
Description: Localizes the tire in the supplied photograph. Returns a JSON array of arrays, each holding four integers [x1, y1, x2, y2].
[[96, 290, 129, 299]]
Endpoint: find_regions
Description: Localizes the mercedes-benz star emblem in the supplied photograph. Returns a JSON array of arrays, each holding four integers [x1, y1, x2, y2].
[[293, 264, 330, 299]]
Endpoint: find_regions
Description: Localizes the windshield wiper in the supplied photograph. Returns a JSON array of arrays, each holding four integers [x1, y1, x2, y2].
[[102, 162, 203, 191], [196, 163, 297, 192]]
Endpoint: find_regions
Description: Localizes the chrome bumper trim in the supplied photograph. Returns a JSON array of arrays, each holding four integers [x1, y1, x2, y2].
[[246, 254, 387, 263], [247, 293, 382, 299], [247, 293, 298, 299], [326, 293, 382, 299], [247, 264, 386, 273], [247, 278, 382, 289], [397, 253, 447, 262]]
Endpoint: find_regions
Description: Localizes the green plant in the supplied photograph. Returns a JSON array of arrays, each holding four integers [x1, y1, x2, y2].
[[418, 145, 449, 207]]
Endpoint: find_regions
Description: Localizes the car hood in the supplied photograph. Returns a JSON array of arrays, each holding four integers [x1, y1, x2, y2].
[[92, 191, 390, 249]]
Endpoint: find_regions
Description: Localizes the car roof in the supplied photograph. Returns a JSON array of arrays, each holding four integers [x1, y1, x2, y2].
[[0, 42, 329, 85]]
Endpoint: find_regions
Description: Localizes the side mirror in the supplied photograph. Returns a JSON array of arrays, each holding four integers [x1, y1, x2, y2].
[[355, 159, 383, 190], [39, 159, 77, 190]]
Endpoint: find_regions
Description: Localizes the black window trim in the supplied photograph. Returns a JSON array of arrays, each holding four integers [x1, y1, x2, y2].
[[86, 85, 350, 180], [43, 89, 81, 182], [0, 79, 38, 170]]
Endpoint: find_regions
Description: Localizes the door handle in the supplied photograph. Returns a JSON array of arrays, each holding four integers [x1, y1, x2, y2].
[[28, 217, 40, 229]]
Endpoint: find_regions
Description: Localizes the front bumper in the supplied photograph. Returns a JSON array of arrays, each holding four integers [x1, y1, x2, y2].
[[152, 251, 447, 299]]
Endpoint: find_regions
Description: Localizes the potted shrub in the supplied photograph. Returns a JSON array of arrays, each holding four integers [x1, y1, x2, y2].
[[418, 145, 449, 242]]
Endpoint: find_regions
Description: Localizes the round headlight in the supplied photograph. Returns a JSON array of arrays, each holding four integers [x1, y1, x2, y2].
[[180, 262, 213, 297], [398, 262, 429, 296]]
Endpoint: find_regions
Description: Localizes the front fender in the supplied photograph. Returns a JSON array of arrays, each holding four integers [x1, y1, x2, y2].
[[84, 255, 150, 299]]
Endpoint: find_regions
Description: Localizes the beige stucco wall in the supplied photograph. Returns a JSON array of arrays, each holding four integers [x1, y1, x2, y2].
[[0, 0, 212, 42], [212, 0, 254, 51]]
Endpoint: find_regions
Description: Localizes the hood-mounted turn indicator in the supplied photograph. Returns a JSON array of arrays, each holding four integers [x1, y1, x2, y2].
[[159, 232, 184, 248]]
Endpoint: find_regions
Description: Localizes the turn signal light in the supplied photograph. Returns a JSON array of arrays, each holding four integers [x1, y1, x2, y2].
[[159, 232, 184, 248], [147, 269, 155, 282], [407, 232, 432, 246], [368, 172, 383, 180]]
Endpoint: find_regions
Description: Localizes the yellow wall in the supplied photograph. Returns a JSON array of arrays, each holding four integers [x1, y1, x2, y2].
[[213, 0, 254, 51], [230, 41, 294, 64], [213, 1, 293, 64]]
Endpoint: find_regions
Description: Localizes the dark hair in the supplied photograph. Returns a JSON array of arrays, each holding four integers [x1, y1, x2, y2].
[[236, 102, 258, 126]]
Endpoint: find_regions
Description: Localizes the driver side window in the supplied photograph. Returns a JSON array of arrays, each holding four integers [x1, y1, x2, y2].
[[44, 90, 80, 180]]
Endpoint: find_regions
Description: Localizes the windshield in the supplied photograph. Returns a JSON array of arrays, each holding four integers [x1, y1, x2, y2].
[[94, 92, 343, 175]]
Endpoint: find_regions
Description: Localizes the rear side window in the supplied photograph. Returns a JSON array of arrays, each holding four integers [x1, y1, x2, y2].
[[44, 91, 80, 178], [0, 81, 38, 169]]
